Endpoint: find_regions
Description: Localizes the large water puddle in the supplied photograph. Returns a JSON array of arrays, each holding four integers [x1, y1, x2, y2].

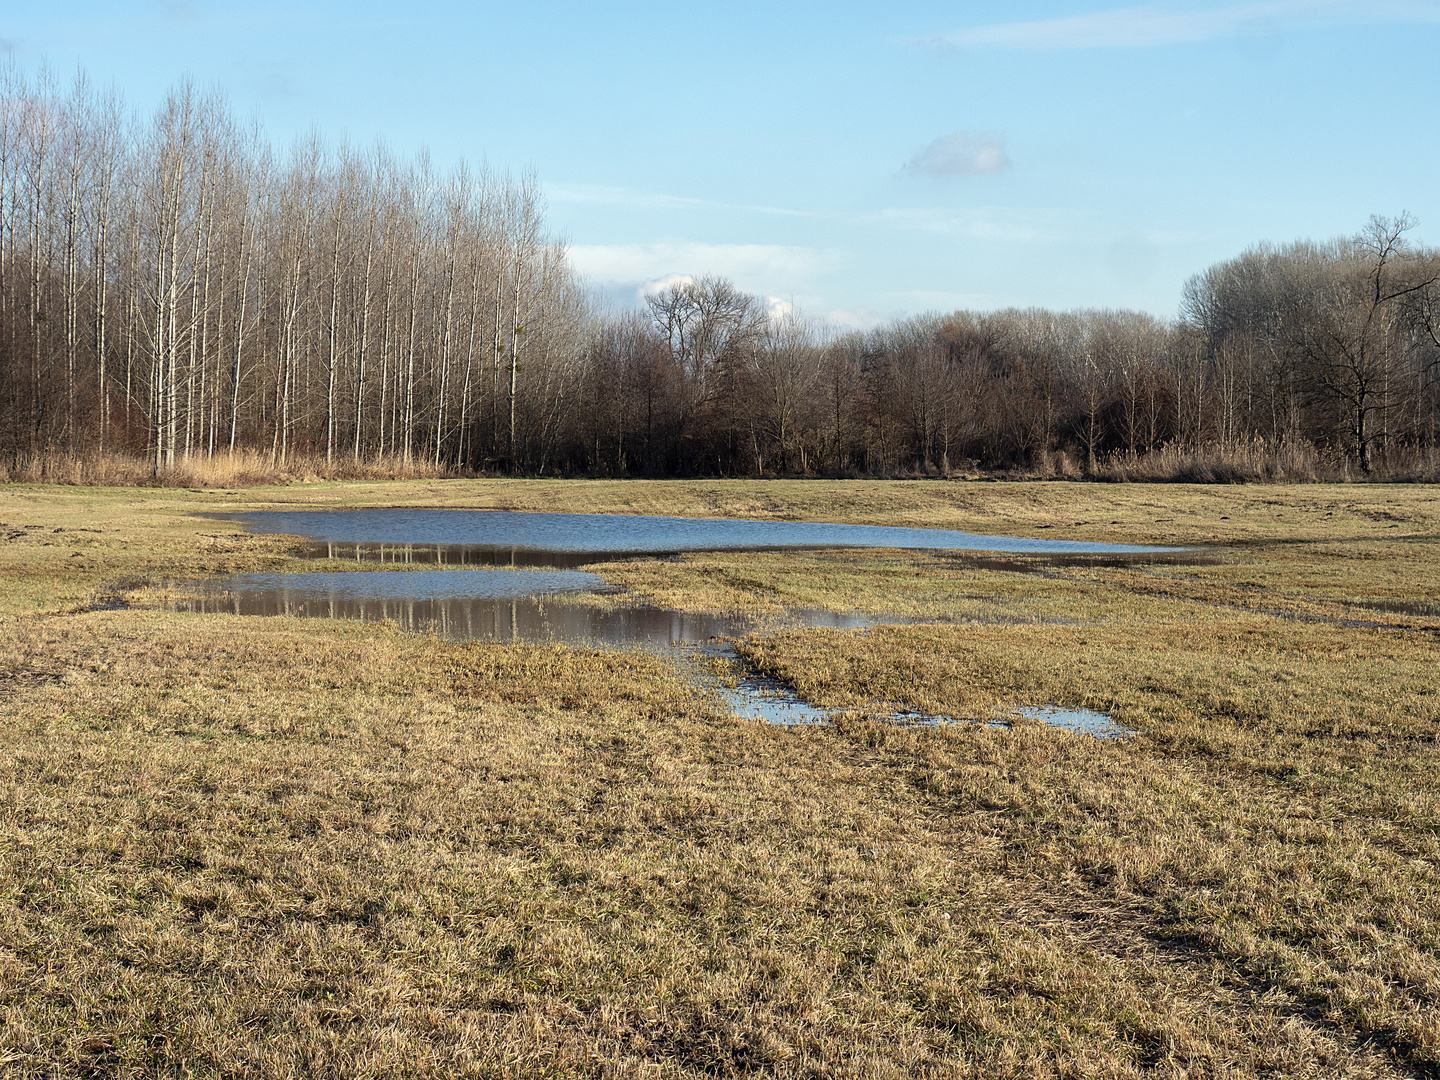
[[171, 571, 876, 648], [202, 568, 609, 601], [178, 509, 1152, 737], [215, 509, 1177, 566]]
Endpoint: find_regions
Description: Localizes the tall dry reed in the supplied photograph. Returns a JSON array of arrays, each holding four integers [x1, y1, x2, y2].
[[0, 450, 453, 488], [1086, 439, 1318, 483]]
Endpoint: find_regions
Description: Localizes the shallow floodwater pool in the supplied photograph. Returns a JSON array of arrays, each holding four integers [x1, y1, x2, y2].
[[210, 568, 608, 601], [215, 508, 1177, 567], [175, 573, 877, 649], [178, 508, 1151, 737]]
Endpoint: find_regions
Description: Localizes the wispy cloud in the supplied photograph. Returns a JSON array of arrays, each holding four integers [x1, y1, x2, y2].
[[869, 206, 1068, 243], [905, 132, 1011, 177], [867, 207, 1208, 256], [928, 0, 1440, 50], [548, 184, 708, 213], [547, 182, 813, 219]]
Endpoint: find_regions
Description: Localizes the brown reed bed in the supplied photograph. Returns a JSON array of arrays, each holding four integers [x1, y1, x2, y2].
[[0, 449, 450, 489]]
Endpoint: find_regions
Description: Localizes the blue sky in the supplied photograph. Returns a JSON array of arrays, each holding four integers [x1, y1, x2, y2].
[[7, 1, 1439, 325]]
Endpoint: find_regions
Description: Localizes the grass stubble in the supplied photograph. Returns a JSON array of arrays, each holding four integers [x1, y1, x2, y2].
[[0, 479, 1437, 1077]]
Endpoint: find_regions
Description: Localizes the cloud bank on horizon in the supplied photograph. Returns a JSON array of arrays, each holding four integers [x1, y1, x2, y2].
[[565, 245, 883, 330]]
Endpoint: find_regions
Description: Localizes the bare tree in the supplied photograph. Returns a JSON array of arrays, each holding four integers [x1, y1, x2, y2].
[[1291, 215, 1439, 472]]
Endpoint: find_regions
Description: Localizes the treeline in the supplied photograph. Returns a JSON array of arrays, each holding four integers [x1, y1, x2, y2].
[[562, 227, 1440, 479], [4, 66, 1439, 481], [1, 66, 589, 474]]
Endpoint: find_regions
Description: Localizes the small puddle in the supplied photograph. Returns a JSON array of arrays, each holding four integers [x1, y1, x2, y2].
[[1010, 705, 1133, 738], [712, 668, 833, 726], [168, 574, 912, 728], [701, 672, 1132, 739]]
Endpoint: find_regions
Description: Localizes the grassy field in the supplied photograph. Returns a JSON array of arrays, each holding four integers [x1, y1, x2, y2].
[[1, 478, 1437, 1077]]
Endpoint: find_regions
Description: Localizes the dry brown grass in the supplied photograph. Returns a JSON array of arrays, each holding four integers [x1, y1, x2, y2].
[[737, 612, 1440, 1064], [1, 478, 1438, 1076], [0, 450, 448, 489]]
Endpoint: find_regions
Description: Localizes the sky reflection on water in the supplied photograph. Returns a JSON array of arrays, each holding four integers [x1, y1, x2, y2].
[[174, 572, 876, 649], [216, 508, 1178, 566]]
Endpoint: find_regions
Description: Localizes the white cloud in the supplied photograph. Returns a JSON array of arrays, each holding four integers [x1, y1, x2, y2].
[[765, 297, 795, 321], [929, 0, 1440, 50], [905, 132, 1011, 177], [569, 243, 841, 313], [638, 273, 696, 297]]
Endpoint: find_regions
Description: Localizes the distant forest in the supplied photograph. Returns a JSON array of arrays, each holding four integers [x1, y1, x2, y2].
[[4, 68, 1440, 482]]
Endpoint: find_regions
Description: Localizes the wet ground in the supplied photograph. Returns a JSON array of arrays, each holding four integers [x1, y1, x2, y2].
[[177, 509, 1148, 737]]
